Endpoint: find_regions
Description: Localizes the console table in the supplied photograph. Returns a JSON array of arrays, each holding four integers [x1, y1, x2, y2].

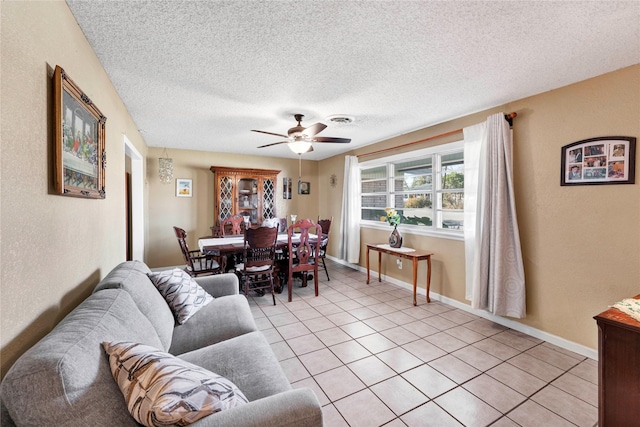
[[366, 244, 433, 306], [594, 294, 640, 426]]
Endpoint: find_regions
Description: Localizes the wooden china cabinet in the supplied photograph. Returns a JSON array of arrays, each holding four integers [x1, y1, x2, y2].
[[210, 166, 279, 235]]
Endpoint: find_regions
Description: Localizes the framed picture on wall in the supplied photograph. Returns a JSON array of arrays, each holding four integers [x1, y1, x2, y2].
[[561, 136, 636, 186], [176, 178, 192, 197], [283, 177, 292, 199], [298, 181, 310, 195], [53, 65, 107, 198]]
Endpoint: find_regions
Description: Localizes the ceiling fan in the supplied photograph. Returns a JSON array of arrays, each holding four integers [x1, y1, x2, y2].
[[252, 114, 351, 154]]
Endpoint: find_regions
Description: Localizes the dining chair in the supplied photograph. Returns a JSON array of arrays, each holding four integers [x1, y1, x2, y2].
[[316, 216, 333, 281], [220, 214, 246, 236], [262, 217, 289, 291], [287, 218, 322, 302], [235, 226, 278, 305], [173, 226, 223, 277]]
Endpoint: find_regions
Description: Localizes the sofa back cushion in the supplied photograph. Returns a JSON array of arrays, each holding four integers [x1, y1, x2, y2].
[[1, 289, 160, 427], [94, 260, 174, 350]]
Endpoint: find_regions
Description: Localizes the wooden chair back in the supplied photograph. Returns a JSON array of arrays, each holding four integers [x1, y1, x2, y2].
[[244, 226, 278, 270], [220, 214, 245, 236], [173, 226, 222, 276], [286, 218, 322, 302], [239, 226, 278, 305], [317, 217, 333, 243], [316, 216, 333, 280], [173, 226, 193, 268]]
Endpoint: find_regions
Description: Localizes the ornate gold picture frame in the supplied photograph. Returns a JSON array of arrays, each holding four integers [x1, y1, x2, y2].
[[54, 65, 106, 198]]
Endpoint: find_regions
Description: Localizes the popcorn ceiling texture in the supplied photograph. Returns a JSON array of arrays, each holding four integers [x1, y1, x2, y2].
[[66, 0, 639, 159]]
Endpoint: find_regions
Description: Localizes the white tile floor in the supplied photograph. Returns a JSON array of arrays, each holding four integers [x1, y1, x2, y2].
[[247, 260, 599, 427]]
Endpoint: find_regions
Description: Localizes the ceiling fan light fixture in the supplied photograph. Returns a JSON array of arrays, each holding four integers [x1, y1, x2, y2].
[[288, 140, 312, 154]]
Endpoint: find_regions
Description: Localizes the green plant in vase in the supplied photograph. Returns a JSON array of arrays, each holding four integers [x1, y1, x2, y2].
[[382, 208, 402, 248]]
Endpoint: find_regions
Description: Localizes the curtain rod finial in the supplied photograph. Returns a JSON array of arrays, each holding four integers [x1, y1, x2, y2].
[[505, 112, 517, 127]]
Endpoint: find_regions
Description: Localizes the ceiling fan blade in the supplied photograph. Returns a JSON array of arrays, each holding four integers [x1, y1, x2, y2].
[[257, 140, 289, 148], [302, 122, 327, 138], [252, 129, 289, 138], [313, 136, 351, 144]]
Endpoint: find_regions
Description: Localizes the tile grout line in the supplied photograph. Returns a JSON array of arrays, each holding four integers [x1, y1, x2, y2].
[[249, 262, 597, 426]]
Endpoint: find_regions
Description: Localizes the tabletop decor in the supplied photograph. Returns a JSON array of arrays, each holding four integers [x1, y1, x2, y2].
[[561, 136, 636, 186], [383, 208, 403, 248], [54, 65, 106, 198]]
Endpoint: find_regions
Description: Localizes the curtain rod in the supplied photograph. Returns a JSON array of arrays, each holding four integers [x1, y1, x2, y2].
[[357, 112, 517, 159]]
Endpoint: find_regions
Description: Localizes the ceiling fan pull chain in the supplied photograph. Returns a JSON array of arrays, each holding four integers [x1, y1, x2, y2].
[[298, 154, 302, 179]]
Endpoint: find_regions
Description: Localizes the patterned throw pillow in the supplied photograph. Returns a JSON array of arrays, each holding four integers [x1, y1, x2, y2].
[[103, 341, 248, 427], [147, 268, 214, 324]]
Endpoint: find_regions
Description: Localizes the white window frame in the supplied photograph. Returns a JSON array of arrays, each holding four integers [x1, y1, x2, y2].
[[359, 140, 464, 241]]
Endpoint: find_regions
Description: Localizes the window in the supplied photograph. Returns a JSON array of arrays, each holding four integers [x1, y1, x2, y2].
[[360, 141, 464, 237]]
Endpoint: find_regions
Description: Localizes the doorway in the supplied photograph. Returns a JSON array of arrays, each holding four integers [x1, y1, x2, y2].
[[124, 136, 144, 261]]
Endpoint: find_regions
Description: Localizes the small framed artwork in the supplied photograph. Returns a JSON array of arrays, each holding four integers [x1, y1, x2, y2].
[[53, 65, 107, 198], [298, 180, 310, 195], [283, 178, 292, 199], [176, 179, 192, 197], [561, 136, 636, 186]]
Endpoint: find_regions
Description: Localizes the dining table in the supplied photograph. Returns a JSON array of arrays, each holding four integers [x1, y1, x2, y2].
[[198, 232, 319, 292], [198, 232, 317, 255]]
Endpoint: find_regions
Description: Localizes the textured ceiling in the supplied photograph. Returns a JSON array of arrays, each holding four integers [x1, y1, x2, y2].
[[65, 1, 640, 160]]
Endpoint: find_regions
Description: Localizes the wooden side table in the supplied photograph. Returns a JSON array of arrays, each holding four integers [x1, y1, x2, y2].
[[594, 294, 640, 427], [366, 244, 433, 306]]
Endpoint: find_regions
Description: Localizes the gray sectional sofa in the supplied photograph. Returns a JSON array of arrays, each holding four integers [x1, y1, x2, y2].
[[0, 261, 322, 426]]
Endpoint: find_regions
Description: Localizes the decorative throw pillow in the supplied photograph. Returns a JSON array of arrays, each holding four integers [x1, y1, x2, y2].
[[103, 341, 248, 427], [147, 268, 214, 324]]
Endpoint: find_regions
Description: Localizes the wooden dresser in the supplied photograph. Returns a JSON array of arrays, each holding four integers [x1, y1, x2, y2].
[[593, 294, 640, 427]]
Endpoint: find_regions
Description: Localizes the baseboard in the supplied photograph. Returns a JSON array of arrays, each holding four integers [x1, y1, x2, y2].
[[326, 255, 598, 361]]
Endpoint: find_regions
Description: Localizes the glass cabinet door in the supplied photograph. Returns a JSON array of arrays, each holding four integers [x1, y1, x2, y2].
[[237, 177, 258, 223], [262, 178, 275, 220], [211, 166, 280, 232], [218, 176, 234, 221]]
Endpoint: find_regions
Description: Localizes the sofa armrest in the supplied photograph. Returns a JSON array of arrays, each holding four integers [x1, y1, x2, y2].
[[1, 400, 17, 427], [192, 388, 322, 427], [194, 273, 239, 298]]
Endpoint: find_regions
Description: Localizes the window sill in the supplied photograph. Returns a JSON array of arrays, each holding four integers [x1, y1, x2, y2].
[[360, 221, 464, 241]]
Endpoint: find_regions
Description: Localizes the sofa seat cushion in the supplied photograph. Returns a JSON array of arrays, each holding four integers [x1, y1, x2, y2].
[[179, 331, 291, 402], [147, 268, 214, 325], [93, 261, 175, 350], [103, 341, 247, 427], [168, 295, 258, 355], [0, 289, 160, 427]]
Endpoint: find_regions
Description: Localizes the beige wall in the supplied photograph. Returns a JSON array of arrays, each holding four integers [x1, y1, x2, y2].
[[0, 2, 148, 377], [1, 0, 638, 379], [145, 149, 319, 268], [319, 65, 640, 350]]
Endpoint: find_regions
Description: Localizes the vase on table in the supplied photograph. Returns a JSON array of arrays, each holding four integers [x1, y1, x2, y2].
[[388, 226, 402, 248]]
